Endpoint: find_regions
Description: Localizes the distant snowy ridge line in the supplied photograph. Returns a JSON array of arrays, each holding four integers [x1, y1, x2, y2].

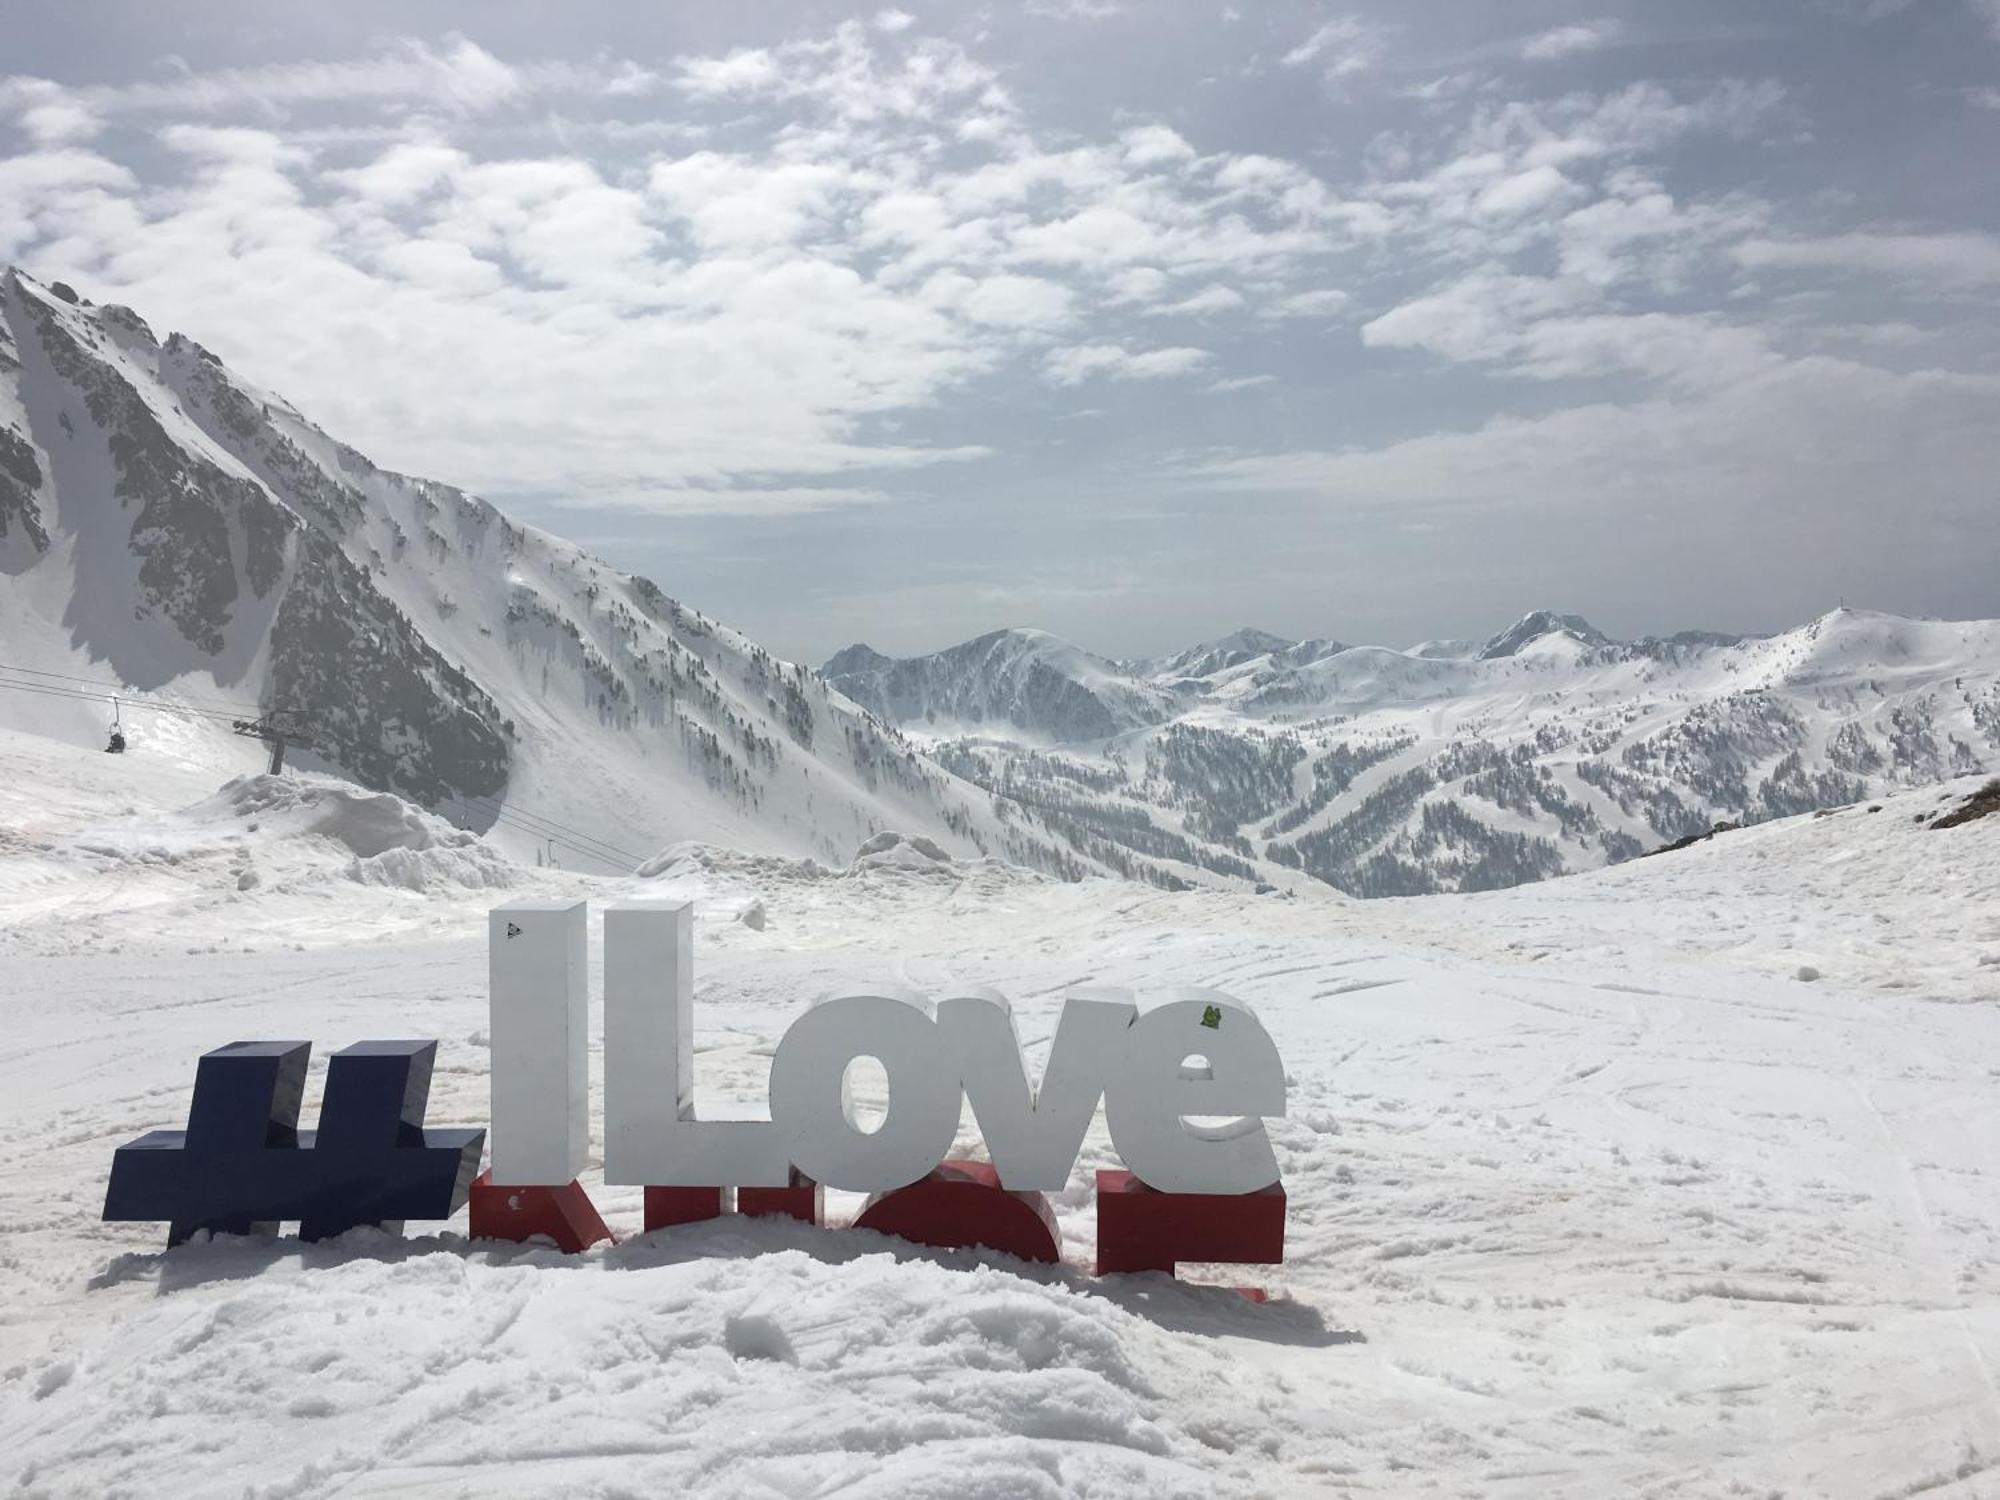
[[825, 608, 2000, 898]]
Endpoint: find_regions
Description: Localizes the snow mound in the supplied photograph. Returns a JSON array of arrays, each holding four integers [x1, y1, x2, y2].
[[1435, 772, 2000, 1002], [187, 775, 517, 892], [26, 1231, 1280, 1497], [633, 840, 830, 885], [851, 829, 957, 871], [626, 830, 1048, 933], [0, 733, 542, 953], [638, 830, 1032, 888]]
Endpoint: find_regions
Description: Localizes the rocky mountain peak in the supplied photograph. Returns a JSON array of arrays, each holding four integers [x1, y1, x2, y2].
[[1478, 610, 1610, 660]]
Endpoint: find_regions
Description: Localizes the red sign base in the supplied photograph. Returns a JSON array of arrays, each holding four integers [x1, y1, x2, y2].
[[468, 1173, 614, 1252], [643, 1184, 727, 1232], [855, 1159, 1061, 1263], [740, 1169, 822, 1225], [1093, 1169, 1284, 1277]]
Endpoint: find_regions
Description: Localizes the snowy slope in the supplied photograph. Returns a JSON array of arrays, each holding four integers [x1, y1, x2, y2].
[[834, 608, 2000, 897], [0, 739, 1995, 1496], [0, 269, 1102, 882]]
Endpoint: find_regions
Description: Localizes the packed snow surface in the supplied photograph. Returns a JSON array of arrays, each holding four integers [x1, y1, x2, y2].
[[0, 733, 1997, 1497]]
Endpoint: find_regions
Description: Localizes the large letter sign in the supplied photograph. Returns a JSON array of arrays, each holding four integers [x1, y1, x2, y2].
[[939, 986, 1132, 1191], [105, 900, 1290, 1283], [103, 1040, 482, 1246], [603, 901, 790, 1189], [769, 994, 963, 1191], [1102, 990, 1285, 1194]]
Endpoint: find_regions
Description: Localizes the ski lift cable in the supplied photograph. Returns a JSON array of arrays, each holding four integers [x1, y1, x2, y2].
[[436, 789, 646, 869], [0, 661, 267, 715], [0, 676, 250, 726], [209, 707, 646, 870]]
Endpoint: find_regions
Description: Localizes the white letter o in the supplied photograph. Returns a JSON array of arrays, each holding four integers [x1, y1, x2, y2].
[[770, 995, 960, 1192]]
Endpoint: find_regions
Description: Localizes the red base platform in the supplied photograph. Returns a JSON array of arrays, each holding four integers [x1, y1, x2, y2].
[[739, 1169, 822, 1225], [855, 1160, 1060, 1264], [644, 1184, 729, 1232], [468, 1173, 614, 1252], [1094, 1168, 1284, 1277]]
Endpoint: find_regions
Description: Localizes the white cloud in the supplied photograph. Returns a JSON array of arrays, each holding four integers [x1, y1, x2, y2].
[[1735, 231, 2000, 288], [5, 79, 102, 145], [923, 271, 1077, 329], [5, 36, 536, 120], [1260, 287, 1349, 319], [672, 21, 1007, 126], [1279, 17, 1384, 79], [327, 142, 467, 207], [1, 24, 1371, 506], [874, 9, 917, 33], [1208, 373, 1277, 392], [10, 13, 1958, 583], [1180, 357, 2000, 539], [1473, 164, 1576, 217], [1150, 283, 1244, 316], [1026, 0, 1122, 18], [1362, 270, 1774, 390], [1105, 266, 1171, 303], [648, 153, 863, 252], [675, 48, 781, 98], [1120, 124, 1196, 167], [1044, 343, 1209, 384], [1521, 20, 1621, 61], [551, 484, 902, 516]]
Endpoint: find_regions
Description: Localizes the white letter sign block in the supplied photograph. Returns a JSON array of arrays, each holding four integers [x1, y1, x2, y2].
[[602, 902, 788, 1187], [770, 994, 961, 1192], [489, 900, 588, 1186], [939, 986, 1135, 1190], [1102, 988, 1284, 1194]]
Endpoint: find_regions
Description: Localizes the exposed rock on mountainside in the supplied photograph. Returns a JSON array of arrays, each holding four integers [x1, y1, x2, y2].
[[1928, 777, 2000, 830]]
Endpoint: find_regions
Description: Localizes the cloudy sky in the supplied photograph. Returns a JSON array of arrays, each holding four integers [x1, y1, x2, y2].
[[4, 1, 1999, 660]]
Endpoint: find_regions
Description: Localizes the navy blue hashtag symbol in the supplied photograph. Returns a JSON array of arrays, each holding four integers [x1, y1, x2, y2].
[[104, 1040, 485, 1247]]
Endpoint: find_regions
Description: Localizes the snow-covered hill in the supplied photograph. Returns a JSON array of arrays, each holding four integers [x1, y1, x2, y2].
[[0, 269, 1105, 880], [829, 607, 2000, 896], [0, 734, 1994, 1497]]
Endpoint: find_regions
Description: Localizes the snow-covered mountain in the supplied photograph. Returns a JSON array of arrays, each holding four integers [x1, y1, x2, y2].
[[824, 628, 1180, 744], [0, 269, 1105, 877], [827, 606, 2000, 895], [9, 267, 1991, 899]]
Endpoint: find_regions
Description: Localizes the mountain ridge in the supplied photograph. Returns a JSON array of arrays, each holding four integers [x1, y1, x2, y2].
[[824, 604, 2000, 895], [0, 268, 1118, 880], [7, 268, 1992, 899]]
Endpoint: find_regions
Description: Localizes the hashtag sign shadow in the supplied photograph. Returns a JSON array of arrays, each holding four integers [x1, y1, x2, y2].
[[104, 1040, 485, 1247]]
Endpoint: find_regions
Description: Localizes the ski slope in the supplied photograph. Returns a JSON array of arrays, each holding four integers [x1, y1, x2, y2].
[[0, 733, 1996, 1495]]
